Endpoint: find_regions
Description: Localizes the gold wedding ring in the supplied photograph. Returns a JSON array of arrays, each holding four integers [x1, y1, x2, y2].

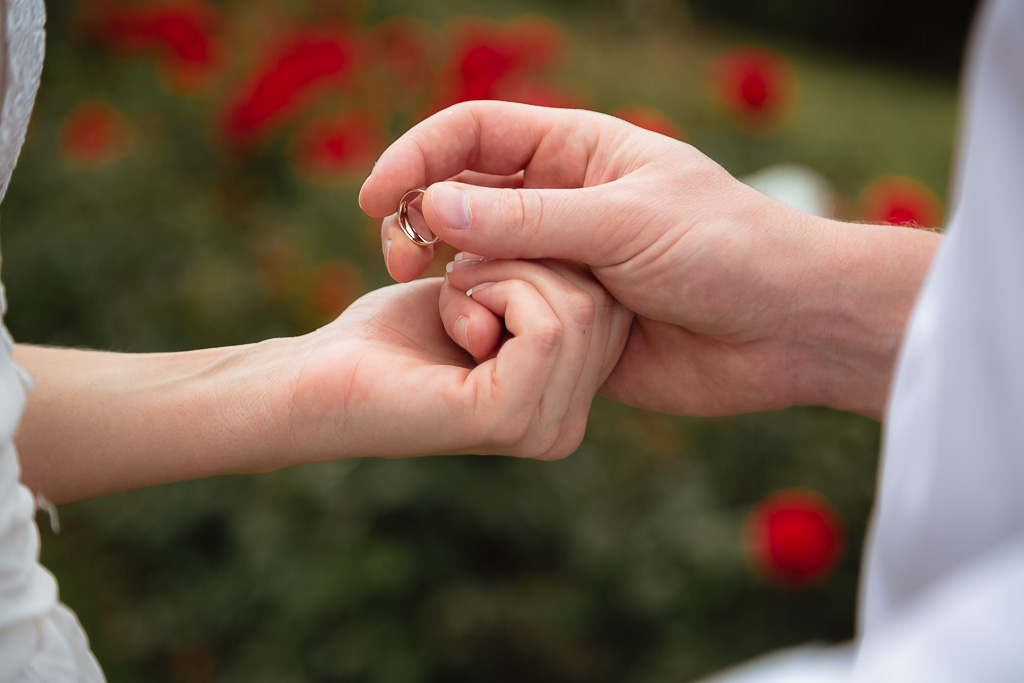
[[397, 188, 439, 246]]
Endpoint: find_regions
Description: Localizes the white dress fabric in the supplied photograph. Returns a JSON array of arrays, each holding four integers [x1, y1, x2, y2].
[[0, 0, 105, 680]]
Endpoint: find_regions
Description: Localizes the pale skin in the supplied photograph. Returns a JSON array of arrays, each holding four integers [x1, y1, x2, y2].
[[360, 101, 941, 421], [15, 263, 631, 504]]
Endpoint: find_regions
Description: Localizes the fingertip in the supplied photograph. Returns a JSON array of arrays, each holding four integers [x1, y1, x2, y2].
[[389, 245, 435, 282], [358, 144, 421, 217], [422, 182, 480, 251], [440, 280, 504, 358], [382, 215, 435, 282], [465, 308, 504, 359], [426, 182, 473, 232], [454, 315, 470, 349], [358, 161, 386, 215], [449, 301, 504, 359], [358, 168, 372, 209]]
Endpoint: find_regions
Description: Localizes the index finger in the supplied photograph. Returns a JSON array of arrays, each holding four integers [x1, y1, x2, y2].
[[358, 101, 604, 218]]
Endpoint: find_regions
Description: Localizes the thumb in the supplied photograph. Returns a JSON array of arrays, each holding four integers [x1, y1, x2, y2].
[[422, 181, 638, 266]]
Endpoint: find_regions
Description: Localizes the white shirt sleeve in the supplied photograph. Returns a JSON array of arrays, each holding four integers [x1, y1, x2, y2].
[[853, 538, 1024, 682], [859, 0, 1024, 634], [699, 539, 1024, 683], [701, 0, 1024, 679]]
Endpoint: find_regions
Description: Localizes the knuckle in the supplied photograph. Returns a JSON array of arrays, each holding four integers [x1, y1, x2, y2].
[[538, 425, 585, 462], [490, 412, 533, 451], [530, 318, 564, 355], [501, 188, 542, 240], [563, 289, 597, 328], [488, 409, 589, 462], [524, 428, 562, 460], [488, 410, 568, 460]]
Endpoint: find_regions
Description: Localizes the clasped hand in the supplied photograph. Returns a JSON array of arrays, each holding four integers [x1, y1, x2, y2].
[[361, 101, 940, 421], [287, 256, 631, 462], [14, 102, 938, 504]]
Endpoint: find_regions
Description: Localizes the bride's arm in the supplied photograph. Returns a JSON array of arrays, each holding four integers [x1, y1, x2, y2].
[[13, 341, 297, 503]]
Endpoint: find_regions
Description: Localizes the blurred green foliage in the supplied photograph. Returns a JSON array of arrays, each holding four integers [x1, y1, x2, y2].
[[3, 0, 959, 681]]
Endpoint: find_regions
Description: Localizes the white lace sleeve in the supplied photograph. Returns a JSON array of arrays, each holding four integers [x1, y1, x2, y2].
[[0, 1, 106, 680], [0, 0, 45, 204]]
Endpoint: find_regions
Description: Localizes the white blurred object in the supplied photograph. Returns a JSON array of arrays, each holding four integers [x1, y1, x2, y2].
[[741, 163, 837, 218]]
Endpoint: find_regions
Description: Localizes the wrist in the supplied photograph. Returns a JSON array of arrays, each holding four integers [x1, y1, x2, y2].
[[181, 336, 305, 475], [14, 341, 303, 502], [790, 217, 940, 419]]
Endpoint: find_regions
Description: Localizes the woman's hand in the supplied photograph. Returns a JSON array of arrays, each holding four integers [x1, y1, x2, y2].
[[14, 261, 630, 503], [286, 261, 631, 464], [359, 101, 940, 419]]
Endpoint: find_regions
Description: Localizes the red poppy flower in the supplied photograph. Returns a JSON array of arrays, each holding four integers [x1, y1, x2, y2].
[[745, 489, 844, 587], [612, 105, 686, 140], [91, 1, 221, 91], [455, 35, 517, 101], [291, 113, 383, 181], [710, 48, 794, 126], [438, 16, 566, 106], [309, 262, 362, 318], [222, 28, 356, 146], [58, 102, 132, 166], [859, 176, 942, 228]]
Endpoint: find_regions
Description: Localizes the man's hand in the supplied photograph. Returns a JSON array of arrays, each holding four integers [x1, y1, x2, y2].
[[360, 101, 939, 418]]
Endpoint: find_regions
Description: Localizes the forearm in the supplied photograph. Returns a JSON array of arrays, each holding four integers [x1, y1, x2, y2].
[[792, 216, 941, 419], [13, 341, 300, 504]]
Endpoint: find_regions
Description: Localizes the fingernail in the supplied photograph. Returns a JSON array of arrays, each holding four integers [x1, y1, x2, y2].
[[383, 238, 393, 268], [448, 256, 488, 272], [466, 282, 496, 297], [454, 315, 469, 348], [431, 185, 471, 231]]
